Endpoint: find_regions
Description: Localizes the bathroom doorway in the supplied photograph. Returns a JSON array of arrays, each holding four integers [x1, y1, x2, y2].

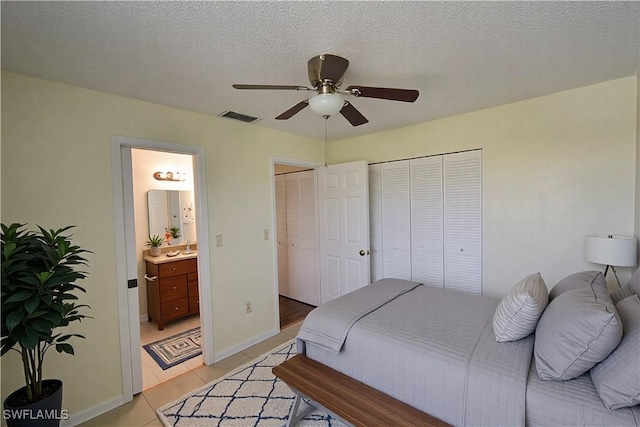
[[132, 149, 202, 390], [111, 135, 212, 402]]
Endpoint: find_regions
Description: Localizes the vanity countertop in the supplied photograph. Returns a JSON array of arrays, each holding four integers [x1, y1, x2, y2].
[[144, 251, 197, 264]]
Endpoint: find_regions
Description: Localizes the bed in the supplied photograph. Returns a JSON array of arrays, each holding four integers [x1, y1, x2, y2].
[[294, 276, 640, 426]]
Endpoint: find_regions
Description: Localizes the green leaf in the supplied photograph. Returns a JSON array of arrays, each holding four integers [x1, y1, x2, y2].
[[55, 343, 74, 355], [1, 336, 17, 356], [25, 310, 47, 320], [24, 297, 40, 315], [56, 334, 85, 342], [6, 310, 24, 332], [4, 291, 33, 303], [37, 271, 53, 284], [21, 330, 39, 350]]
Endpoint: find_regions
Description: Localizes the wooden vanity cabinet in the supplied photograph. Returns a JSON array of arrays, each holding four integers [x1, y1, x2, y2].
[[146, 258, 199, 330]]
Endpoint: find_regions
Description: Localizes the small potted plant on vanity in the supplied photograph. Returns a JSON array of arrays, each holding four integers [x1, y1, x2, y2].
[[168, 226, 181, 241], [1, 223, 91, 427], [146, 234, 165, 256]]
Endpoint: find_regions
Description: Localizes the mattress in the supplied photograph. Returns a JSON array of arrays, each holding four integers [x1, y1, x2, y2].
[[526, 363, 640, 427], [298, 283, 534, 426]]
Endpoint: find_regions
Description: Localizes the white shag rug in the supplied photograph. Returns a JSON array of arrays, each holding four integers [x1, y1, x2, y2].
[[157, 339, 347, 426]]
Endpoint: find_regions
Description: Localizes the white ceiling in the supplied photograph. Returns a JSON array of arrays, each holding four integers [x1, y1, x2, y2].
[[2, 1, 639, 141]]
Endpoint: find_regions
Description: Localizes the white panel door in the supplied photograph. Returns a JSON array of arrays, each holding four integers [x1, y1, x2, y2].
[[119, 146, 143, 395], [298, 170, 319, 305], [275, 175, 289, 297], [318, 161, 370, 304], [284, 171, 319, 305], [444, 150, 482, 294], [410, 156, 444, 287], [285, 174, 302, 301], [285, 175, 300, 247], [381, 161, 411, 280], [368, 164, 383, 282]]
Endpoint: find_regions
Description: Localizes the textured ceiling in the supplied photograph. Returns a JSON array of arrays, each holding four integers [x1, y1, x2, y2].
[[2, 1, 639, 141]]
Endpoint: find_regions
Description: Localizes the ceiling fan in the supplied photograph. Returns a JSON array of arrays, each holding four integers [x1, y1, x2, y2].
[[233, 54, 419, 126]]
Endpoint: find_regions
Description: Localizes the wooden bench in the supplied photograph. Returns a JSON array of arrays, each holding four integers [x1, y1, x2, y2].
[[273, 354, 450, 427]]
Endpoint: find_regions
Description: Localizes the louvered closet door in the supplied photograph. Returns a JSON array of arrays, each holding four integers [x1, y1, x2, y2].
[[368, 164, 383, 282], [275, 175, 289, 297], [443, 150, 482, 294], [381, 161, 411, 280], [410, 156, 444, 287]]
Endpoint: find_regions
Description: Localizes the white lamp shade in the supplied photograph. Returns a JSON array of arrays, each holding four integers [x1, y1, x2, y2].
[[308, 93, 345, 116], [584, 235, 638, 267]]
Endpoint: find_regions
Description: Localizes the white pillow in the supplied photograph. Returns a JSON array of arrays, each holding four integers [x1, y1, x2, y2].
[[590, 295, 640, 410], [610, 268, 640, 304], [493, 273, 549, 342]]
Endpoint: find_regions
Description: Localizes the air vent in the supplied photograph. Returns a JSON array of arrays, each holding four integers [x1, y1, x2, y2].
[[218, 110, 261, 123]]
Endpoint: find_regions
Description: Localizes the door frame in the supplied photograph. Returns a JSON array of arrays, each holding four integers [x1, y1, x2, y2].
[[111, 135, 213, 402], [270, 157, 322, 329]]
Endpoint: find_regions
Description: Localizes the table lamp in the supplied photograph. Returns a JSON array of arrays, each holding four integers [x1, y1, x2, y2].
[[584, 235, 638, 286]]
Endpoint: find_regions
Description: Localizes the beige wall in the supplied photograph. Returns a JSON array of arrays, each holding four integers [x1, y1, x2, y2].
[[636, 72, 640, 246], [331, 77, 638, 297], [2, 69, 638, 420], [131, 149, 195, 318], [1, 71, 323, 419]]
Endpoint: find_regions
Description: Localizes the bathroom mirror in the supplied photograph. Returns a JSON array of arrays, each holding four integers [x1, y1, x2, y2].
[[147, 190, 195, 245]]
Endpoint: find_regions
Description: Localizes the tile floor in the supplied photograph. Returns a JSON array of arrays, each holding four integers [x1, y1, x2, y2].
[[140, 315, 203, 390], [79, 321, 302, 426]]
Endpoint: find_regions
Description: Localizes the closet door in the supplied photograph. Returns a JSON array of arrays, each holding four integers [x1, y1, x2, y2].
[[443, 151, 482, 294], [410, 156, 444, 287], [285, 171, 319, 306], [368, 164, 383, 282], [285, 174, 303, 302], [297, 170, 319, 305], [318, 161, 370, 304], [275, 175, 289, 297], [381, 161, 411, 280]]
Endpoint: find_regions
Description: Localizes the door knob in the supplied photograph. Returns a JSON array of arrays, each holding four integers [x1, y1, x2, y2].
[[359, 250, 366, 256]]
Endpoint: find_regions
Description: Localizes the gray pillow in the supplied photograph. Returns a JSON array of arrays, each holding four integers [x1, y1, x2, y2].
[[610, 268, 640, 304], [534, 278, 622, 381], [590, 295, 640, 410], [549, 271, 604, 301], [493, 273, 548, 342]]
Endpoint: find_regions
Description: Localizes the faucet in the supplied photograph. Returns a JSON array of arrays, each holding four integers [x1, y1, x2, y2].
[[185, 240, 192, 254]]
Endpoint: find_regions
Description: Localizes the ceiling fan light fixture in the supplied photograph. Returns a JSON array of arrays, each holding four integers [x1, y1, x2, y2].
[[308, 93, 345, 116]]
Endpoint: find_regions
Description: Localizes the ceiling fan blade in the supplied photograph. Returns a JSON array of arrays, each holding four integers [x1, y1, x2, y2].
[[308, 54, 349, 87], [233, 84, 311, 91], [346, 86, 419, 102], [275, 100, 309, 120], [340, 101, 369, 127]]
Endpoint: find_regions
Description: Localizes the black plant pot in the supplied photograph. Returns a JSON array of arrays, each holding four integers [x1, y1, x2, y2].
[[3, 379, 64, 427]]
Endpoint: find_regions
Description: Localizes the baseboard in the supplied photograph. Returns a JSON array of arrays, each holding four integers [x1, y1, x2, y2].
[[139, 314, 148, 323], [214, 328, 279, 362], [62, 395, 124, 427]]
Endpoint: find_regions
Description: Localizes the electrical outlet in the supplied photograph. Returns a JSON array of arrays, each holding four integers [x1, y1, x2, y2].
[[216, 234, 223, 247], [245, 302, 252, 314], [263, 229, 269, 241]]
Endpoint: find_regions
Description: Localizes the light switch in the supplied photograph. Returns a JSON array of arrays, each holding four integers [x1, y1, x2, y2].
[[216, 234, 223, 247], [263, 229, 269, 241]]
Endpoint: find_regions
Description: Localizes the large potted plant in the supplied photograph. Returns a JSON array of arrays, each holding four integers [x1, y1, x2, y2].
[[1, 223, 91, 427]]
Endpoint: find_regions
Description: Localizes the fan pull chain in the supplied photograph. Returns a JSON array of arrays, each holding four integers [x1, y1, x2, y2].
[[323, 116, 329, 169]]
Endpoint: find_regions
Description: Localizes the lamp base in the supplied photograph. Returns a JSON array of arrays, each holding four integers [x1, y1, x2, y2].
[[603, 265, 621, 287]]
